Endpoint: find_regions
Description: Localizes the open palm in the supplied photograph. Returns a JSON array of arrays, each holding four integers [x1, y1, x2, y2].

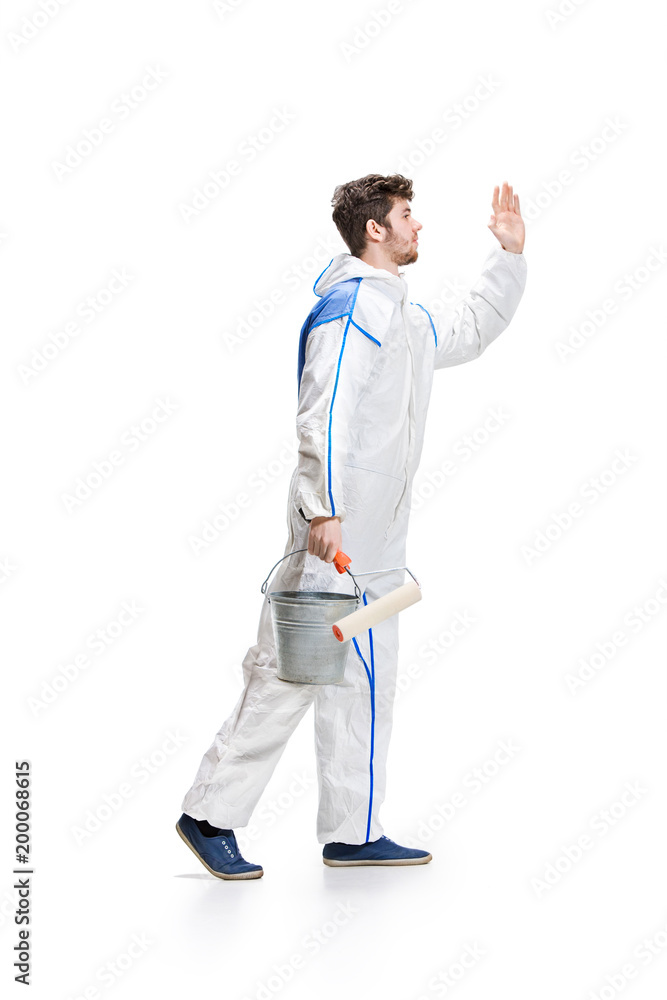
[[488, 181, 525, 254]]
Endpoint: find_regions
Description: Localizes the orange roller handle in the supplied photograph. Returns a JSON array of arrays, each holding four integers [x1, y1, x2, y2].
[[333, 550, 351, 574]]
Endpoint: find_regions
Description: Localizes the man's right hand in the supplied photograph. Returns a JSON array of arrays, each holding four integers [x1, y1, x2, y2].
[[308, 516, 342, 563]]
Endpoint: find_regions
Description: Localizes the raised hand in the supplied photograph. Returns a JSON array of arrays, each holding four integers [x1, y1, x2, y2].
[[488, 181, 525, 254]]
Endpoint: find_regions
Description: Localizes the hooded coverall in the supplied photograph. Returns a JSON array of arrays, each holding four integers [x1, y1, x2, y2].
[[181, 244, 527, 845]]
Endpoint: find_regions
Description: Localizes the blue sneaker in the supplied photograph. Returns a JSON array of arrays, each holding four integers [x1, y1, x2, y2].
[[176, 813, 263, 880], [322, 835, 432, 867]]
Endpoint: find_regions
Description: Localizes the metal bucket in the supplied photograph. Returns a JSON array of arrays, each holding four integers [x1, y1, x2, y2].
[[269, 591, 358, 684], [261, 549, 360, 684]]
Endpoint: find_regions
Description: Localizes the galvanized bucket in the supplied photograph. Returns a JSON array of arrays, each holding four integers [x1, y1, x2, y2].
[[261, 549, 359, 685], [269, 591, 358, 684]]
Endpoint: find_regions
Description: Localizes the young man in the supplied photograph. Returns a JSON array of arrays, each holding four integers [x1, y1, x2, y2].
[[177, 175, 527, 879]]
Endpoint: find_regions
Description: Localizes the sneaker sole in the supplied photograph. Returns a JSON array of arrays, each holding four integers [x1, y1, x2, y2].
[[175, 823, 263, 880], [323, 853, 432, 867]]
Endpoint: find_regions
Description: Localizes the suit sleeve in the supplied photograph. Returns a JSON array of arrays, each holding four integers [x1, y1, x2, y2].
[[294, 315, 378, 523], [433, 245, 527, 369]]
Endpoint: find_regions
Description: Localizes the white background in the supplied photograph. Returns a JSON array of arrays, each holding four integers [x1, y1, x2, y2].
[[2, 0, 666, 997]]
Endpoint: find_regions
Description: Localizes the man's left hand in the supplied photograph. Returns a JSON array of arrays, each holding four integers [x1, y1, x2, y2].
[[488, 181, 525, 254]]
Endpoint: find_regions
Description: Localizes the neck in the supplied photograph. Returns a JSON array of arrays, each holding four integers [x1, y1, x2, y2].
[[358, 246, 399, 276]]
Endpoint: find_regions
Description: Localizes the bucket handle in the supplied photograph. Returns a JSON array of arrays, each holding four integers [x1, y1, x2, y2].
[[261, 548, 419, 601], [261, 548, 361, 600]]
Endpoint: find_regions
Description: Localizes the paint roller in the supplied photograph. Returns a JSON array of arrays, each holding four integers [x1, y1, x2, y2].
[[331, 551, 422, 642]]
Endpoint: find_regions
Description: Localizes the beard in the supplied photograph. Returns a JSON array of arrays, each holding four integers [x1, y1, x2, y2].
[[383, 223, 418, 266]]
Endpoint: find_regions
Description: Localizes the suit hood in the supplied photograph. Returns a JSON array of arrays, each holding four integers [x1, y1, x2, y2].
[[313, 253, 408, 304]]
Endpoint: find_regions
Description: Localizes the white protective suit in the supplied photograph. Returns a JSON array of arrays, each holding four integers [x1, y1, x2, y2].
[[182, 243, 527, 844]]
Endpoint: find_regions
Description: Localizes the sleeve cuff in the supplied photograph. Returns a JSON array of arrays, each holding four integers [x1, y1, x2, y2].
[[296, 493, 346, 523], [491, 244, 526, 262]]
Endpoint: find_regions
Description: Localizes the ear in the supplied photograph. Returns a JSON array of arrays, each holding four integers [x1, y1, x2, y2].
[[365, 217, 383, 243]]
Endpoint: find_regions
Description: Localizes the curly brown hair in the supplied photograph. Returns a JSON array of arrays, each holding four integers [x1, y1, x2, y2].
[[331, 173, 415, 258]]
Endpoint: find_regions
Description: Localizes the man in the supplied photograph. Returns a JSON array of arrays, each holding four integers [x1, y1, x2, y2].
[[177, 174, 527, 879]]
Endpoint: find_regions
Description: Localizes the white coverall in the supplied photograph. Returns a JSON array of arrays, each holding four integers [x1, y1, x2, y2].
[[182, 244, 527, 845]]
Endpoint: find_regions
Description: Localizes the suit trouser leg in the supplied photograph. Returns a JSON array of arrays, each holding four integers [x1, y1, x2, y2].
[[313, 599, 399, 844], [180, 591, 319, 829], [313, 500, 409, 845], [180, 489, 339, 830]]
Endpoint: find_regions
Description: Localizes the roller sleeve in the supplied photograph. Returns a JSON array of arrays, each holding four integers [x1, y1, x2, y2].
[[332, 582, 422, 642]]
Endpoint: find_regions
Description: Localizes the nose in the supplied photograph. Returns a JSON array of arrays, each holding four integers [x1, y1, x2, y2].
[[414, 219, 422, 232]]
